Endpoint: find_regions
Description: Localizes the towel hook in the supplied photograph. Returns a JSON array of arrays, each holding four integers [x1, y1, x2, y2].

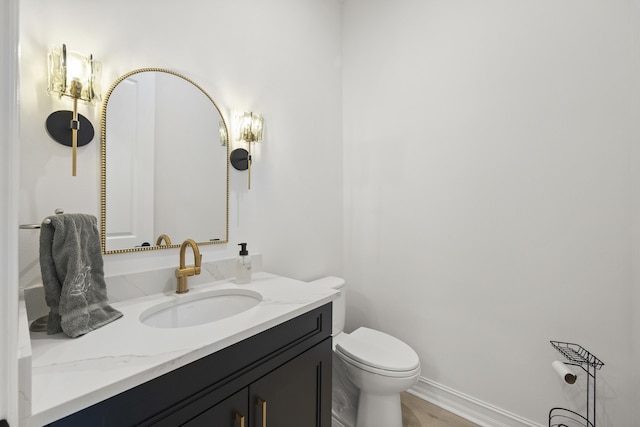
[[19, 208, 64, 229]]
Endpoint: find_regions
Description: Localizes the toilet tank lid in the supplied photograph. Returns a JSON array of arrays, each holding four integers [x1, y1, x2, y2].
[[307, 276, 345, 290], [336, 327, 420, 372]]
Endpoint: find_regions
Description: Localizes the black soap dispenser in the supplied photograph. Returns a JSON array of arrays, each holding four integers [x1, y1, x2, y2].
[[236, 243, 252, 284]]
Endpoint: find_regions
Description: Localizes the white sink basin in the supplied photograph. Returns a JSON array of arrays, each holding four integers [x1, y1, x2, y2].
[[140, 289, 262, 328]]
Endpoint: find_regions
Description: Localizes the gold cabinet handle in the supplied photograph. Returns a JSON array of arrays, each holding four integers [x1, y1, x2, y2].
[[257, 398, 267, 427], [234, 411, 245, 427]]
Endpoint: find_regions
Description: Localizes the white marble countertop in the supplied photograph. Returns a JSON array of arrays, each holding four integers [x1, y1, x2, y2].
[[25, 272, 337, 427]]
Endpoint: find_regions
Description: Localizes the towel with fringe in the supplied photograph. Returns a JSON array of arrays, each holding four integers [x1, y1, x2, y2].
[[39, 213, 122, 338]]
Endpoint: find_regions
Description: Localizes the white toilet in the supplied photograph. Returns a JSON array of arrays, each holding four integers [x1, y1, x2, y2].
[[308, 277, 421, 427]]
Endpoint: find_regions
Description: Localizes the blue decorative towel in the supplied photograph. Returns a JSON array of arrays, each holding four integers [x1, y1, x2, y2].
[[39, 213, 122, 338]]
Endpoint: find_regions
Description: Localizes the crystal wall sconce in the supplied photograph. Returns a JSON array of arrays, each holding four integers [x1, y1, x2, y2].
[[46, 44, 102, 176], [230, 112, 264, 190]]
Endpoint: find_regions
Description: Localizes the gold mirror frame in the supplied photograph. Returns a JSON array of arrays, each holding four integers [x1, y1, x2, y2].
[[100, 68, 229, 254]]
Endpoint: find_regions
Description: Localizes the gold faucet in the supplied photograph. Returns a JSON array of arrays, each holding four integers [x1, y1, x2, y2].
[[175, 239, 202, 294], [156, 234, 172, 246]]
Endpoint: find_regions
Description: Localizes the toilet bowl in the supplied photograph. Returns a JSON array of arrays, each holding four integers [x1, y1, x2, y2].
[[307, 277, 421, 427]]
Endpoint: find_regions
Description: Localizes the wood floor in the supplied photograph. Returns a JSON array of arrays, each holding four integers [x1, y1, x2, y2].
[[401, 392, 480, 427]]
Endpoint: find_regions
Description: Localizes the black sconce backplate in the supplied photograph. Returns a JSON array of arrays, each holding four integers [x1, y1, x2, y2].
[[45, 110, 94, 147], [230, 148, 251, 171]]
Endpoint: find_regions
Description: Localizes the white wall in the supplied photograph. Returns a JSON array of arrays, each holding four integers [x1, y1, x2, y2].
[[343, 1, 636, 426], [632, 0, 640, 422], [1, 0, 20, 424], [18, 0, 343, 285]]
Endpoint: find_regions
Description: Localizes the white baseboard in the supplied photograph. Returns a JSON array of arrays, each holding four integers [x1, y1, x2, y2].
[[408, 376, 544, 427]]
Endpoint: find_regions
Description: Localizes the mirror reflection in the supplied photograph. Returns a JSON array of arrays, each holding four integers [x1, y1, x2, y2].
[[101, 69, 229, 254]]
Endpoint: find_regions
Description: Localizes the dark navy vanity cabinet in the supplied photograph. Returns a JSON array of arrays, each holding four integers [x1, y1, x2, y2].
[[48, 304, 332, 427]]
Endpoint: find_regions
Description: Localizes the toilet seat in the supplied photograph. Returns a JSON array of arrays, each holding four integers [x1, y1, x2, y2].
[[335, 327, 420, 378]]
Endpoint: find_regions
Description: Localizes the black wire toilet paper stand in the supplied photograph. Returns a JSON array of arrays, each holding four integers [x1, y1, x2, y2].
[[549, 341, 604, 427]]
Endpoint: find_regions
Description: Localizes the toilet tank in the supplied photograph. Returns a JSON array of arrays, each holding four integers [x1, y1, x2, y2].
[[307, 276, 345, 336]]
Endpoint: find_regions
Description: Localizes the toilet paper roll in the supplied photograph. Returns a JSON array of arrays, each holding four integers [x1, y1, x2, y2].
[[552, 360, 577, 384]]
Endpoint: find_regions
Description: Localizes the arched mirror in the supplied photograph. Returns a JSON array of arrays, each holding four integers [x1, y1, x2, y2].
[[101, 68, 229, 254]]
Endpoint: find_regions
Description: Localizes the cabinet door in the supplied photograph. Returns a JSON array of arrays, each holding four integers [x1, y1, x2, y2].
[[250, 339, 331, 427], [183, 387, 248, 427]]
